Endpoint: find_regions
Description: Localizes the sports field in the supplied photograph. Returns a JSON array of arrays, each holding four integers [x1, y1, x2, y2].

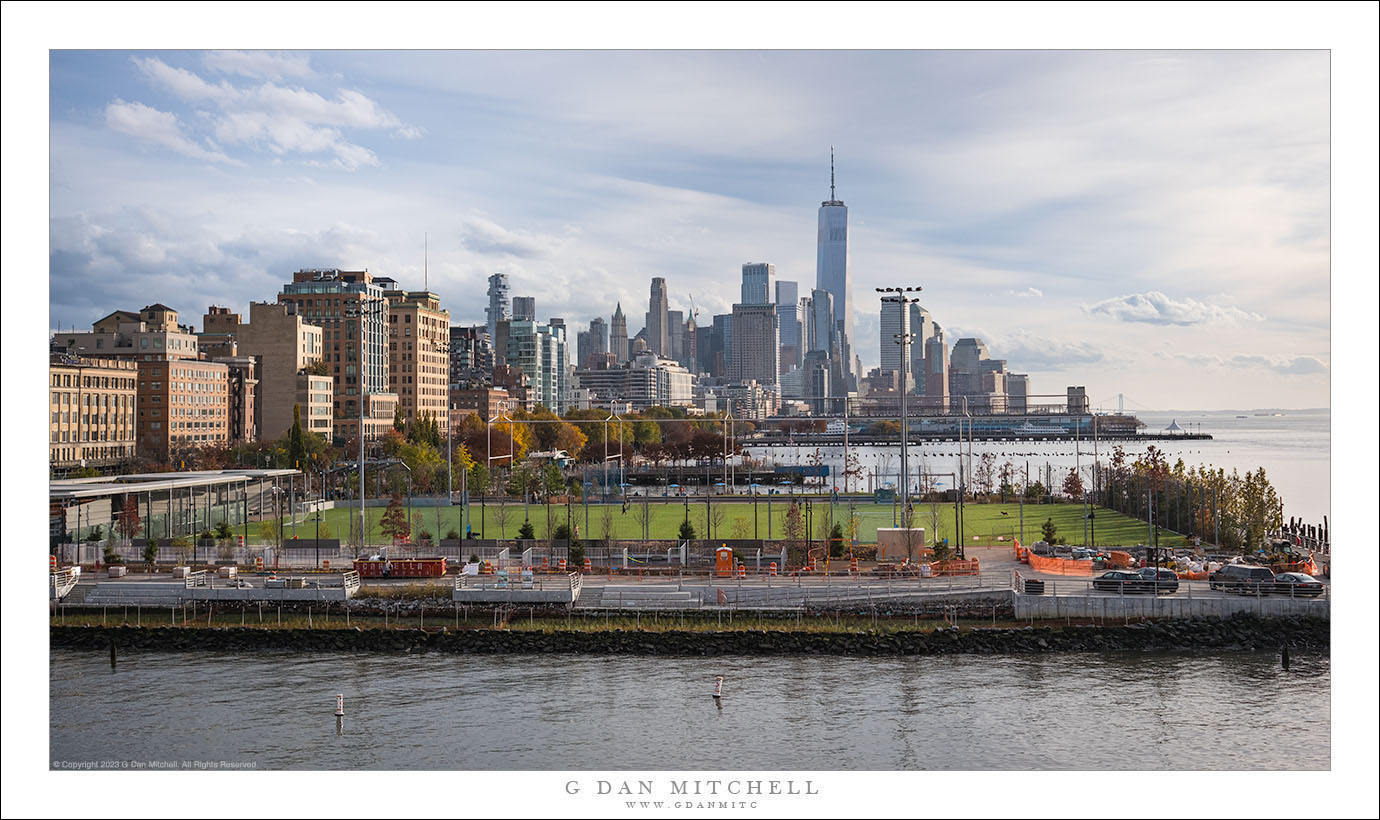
[[265, 497, 1185, 548]]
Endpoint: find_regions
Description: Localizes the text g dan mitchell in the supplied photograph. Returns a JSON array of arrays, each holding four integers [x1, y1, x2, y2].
[[565, 779, 819, 797]]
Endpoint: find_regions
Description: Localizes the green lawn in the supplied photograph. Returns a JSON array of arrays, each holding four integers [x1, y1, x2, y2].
[[267, 497, 1183, 548]]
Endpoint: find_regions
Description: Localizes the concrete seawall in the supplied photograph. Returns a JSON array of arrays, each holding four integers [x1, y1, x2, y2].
[[1013, 593, 1330, 620], [51, 615, 1328, 656]]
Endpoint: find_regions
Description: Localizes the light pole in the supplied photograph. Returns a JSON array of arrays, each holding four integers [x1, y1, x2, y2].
[[346, 296, 387, 556], [877, 286, 923, 536]]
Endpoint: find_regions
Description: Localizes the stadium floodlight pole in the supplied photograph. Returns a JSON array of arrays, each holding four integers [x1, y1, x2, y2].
[[877, 286, 922, 535], [346, 296, 387, 555]]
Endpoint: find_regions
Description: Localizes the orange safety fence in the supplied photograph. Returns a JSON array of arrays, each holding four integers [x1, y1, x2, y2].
[[1107, 551, 1134, 568], [1026, 552, 1094, 577], [1177, 571, 1209, 581], [932, 559, 980, 577]]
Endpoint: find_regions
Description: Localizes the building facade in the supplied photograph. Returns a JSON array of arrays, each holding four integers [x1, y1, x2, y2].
[[384, 286, 451, 437], [729, 303, 779, 386], [646, 277, 670, 358], [48, 355, 138, 469], [277, 269, 396, 442], [741, 262, 775, 305]]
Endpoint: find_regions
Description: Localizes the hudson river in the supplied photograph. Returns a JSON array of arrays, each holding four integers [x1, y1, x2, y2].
[[51, 648, 1328, 770]]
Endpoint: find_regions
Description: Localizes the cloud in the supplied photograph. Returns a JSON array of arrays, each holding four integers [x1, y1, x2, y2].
[[1008, 287, 1043, 298], [455, 214, 562, 259], [1159, 352, 1329, 375], [104, 100, 236, 164], [202, 50, 312, 81], [1082, 291, 1265, 326], [112, 56, 415, 171]]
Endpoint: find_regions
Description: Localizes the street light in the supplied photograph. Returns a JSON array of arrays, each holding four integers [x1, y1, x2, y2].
[[345, 296, 388, 555], [876, 286, 923, 539]]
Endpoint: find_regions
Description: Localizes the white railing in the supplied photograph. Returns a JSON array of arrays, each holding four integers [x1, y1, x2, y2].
[[342, 570, 361, 592], [51, 568, 79, 599], [184, 570, 209, 588]]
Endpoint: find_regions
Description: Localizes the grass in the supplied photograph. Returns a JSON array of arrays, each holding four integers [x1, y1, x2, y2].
[[262, 498, 1186, 548]]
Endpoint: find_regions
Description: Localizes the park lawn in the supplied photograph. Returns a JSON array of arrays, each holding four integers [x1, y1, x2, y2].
[[266, 497, 1184, 549]]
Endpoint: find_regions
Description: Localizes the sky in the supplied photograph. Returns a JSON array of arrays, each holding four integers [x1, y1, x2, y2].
[[43, 48, 1334, 410]]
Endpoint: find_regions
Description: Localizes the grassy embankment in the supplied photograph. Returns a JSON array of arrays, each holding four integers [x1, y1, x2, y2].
[[263, 500, 1185, 548]]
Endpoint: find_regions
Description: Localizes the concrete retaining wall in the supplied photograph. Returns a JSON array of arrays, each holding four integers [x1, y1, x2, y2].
[[452, 588, 579, 604], [1014, 592, 1330, 620]]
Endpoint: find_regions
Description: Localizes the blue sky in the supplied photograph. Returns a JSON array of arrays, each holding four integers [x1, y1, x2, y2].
[[46, 48, 1332, 409]]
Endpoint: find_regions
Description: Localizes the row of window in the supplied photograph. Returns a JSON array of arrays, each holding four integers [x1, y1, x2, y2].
[[52, 445, 134, 462], [52, 412, 130, 426], [51, 373, 136, 389], [52, 429, 131, 443], [51, 392, 133, 408]]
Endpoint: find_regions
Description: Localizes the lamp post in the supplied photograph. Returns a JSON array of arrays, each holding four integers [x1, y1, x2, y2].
[[877, 286, 923, 537], [345, 296, 387, 556]]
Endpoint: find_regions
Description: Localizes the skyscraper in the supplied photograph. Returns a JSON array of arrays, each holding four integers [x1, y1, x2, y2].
[[816, 148, 852, 361], [486, 273, 510, 344], [646, 277, 670, 358], [807, 288, 834, 354], [740, 263, 775, 305], [589, 317, 609, 357], [775, 280, 802, 373], [512, 296, 536, 322], [667, 309, 684, 363], [610, 303, 628, 363], [730, 303, 779, 386]]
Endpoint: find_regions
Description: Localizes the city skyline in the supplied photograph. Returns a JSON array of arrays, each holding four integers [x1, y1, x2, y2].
[[44, 49, 1331, 409]]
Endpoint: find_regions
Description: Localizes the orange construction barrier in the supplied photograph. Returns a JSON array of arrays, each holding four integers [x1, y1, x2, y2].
[[769, 562, 777, 576], [1027, 553, 1094, 577], [849, 557, 859, 574], [50, 555, 57, 571], [254, 556, 264, 571], [1108, 551, 1134, 568], [558, 558, 567, 572], [583, 557, 592, 573], [932, 558, 981, 576], [541, 556, 549, 570], [738, 564, 746, 579], [322, 559, 330, 571]]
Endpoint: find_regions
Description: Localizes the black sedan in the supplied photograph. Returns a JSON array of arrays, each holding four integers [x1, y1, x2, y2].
[[1093, 570, 1149, 594], [1273, 573, 1325, 597], [1138, 567, 1180, 594]]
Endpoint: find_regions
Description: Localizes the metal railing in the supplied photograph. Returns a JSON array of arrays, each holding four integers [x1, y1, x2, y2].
[[184, 570, 209, 588], [342, 570, 361, 593], [455, 570, 582, 593], [1011, 571, 1330, 600], [51, 568, 79, 599]]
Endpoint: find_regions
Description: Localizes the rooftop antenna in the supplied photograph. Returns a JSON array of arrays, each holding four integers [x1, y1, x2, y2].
[[424, 232, 428, 291], [830, 146, 835, 200]]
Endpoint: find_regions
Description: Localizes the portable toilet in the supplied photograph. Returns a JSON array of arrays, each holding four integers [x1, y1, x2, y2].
[[715, 545, 733, 578]]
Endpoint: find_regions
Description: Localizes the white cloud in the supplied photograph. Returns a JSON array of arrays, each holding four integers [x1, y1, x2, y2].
[[113, 56, 414, 171], [1008, 287, 1043, 298], [1082, 291, 1265, 326], [1158, 351, 1329, 376], [104, 100, 236, 164], [202, 50, 312, 81]]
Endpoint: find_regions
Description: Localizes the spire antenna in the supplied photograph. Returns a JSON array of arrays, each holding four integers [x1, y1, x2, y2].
[[830, 146, 835, 200], [424, 232, 428, 291]]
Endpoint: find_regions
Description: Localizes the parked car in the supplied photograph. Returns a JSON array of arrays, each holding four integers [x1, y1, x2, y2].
[[1209, 563, 1276, 594], [1093, 569, 1148, 594], [1137, 567, 1180, 594], [1273, 572, 1325, 597]]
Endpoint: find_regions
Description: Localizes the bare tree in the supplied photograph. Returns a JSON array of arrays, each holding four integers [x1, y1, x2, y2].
[[493, 499, 513, 539], [599, 503, 616, 545], [632, 497, 653, 541]]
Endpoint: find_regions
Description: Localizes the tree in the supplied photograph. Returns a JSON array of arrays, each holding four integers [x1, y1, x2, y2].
[[975, 452, 996, 498], [492, 500, 513, 539], [1041, 518, 1062, 545], [288, 403, 308, 468], [678, 519, 697, 540], [828, 522, 845, 558], [379, 493, 410, 545], [518, 520, 536, 540], [599, 504, 616, 544], [467, 463, 490, 497], [117, 494, 141, 544], [142, 539, 159, 569], [393, 403, 407, 432], [998, 461, 1016, 503], [632, 497, 653, 540], [1062, 468, 1085, 500], [86, 525, 104, 543], [782, 501, 805, 562], [1025, 481, 1047, 502]]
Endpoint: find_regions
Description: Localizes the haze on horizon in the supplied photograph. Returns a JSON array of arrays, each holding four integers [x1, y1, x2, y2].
[[48, 49, 1330, 411]]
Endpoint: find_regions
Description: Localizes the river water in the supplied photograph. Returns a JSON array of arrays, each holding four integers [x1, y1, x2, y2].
[[748, 408, 1330, 525], [50, 648, 1328, 770]]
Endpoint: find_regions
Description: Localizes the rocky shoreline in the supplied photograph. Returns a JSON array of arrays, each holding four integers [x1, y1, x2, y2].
[[51, 614, 1327, 656]]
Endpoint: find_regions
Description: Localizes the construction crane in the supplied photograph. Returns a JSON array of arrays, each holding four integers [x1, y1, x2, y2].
[[687, 293, 700, 326]]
